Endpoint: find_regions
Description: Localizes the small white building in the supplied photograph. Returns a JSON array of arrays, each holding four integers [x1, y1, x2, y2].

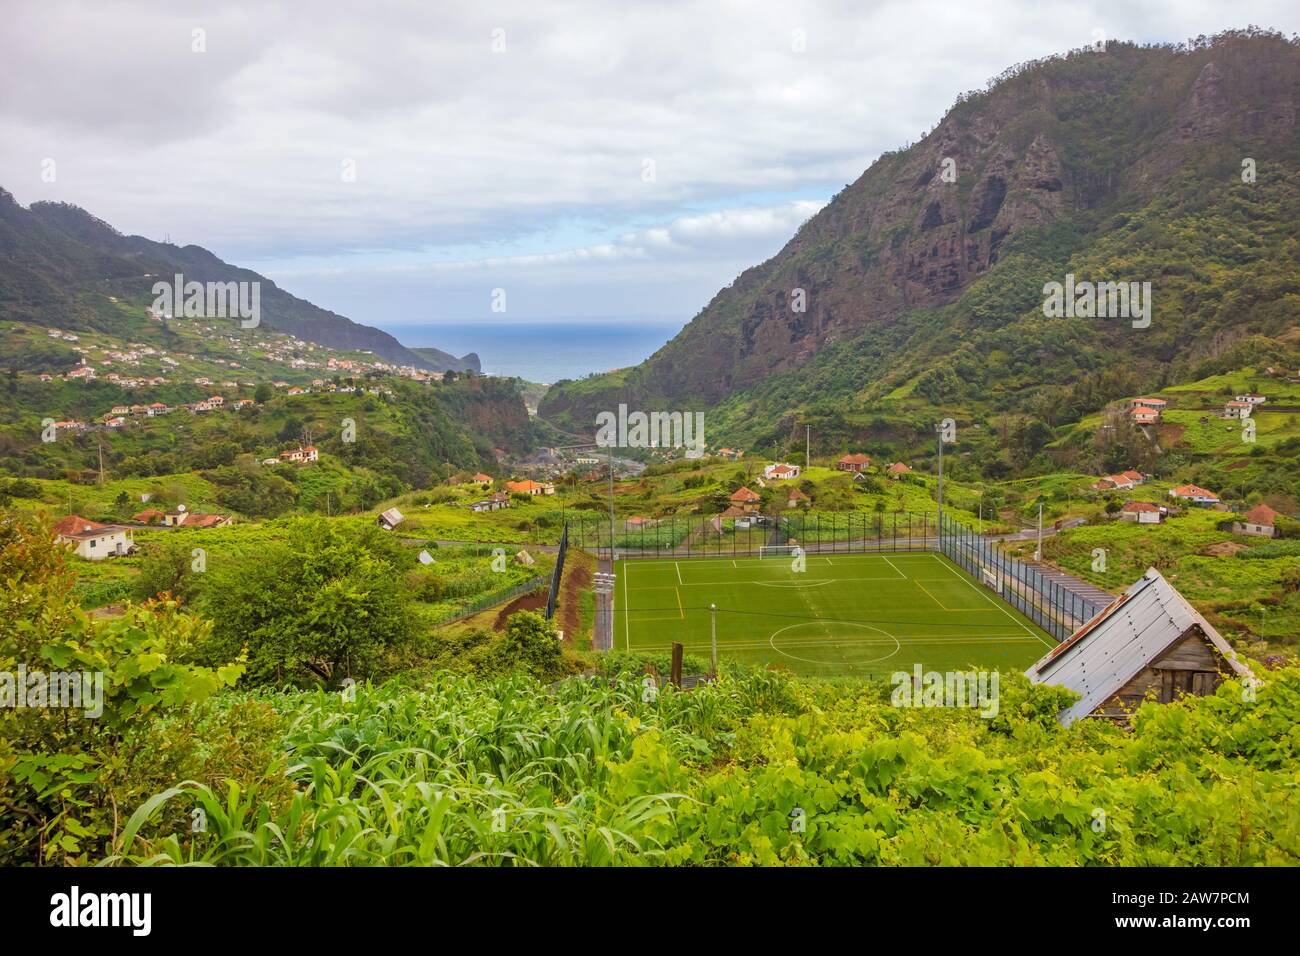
[[762, 462, 801, 481], [1120, 501, 1162, 524], [1233, 504, 1280, 538], [54, 516, 134, 560]]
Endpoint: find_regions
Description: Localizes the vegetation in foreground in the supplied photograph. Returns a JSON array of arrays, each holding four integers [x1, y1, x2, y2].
[[2, 512, 1296, 867]]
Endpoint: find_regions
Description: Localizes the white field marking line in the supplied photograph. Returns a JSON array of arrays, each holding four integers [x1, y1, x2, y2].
[[675, 561, 683, 585], [752, 579, 837, 589], [631, 554, 905, 570], [675, 586, 684, 619], [768, 621, 902, 667], [931, 553, 1053, 648], [881, 556, 907, 579], [661, 635, 1044, 653], [646, 577, 908, 588], [632, 631, 1039, 651], [914, 580, 951, 611]]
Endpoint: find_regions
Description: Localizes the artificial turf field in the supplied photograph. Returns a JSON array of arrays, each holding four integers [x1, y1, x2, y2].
[[618, 551, 1056, 677]]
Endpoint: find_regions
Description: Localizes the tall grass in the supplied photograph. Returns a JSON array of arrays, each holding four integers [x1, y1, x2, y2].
[[108, 670, 786, 866]]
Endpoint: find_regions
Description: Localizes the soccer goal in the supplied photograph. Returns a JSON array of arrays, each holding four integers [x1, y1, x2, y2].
[[759, 544, 800, 559], [981, 566, 1002, 592]]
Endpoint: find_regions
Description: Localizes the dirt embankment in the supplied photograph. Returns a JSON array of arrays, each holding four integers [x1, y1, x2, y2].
[[489, 555, 592, 640]]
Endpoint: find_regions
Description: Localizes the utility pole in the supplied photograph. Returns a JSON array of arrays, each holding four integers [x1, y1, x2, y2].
[[97, 438, 105, 486], [1034, 502, 1044, 562], [607, 447, 616, 562], [710, 603, 718, 678], [805, 424, 810, 471]]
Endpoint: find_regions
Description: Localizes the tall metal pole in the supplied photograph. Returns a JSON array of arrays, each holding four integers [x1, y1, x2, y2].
[[936, 424, 944, 548], [805, 424, 810, 471], [607, 447, 616, 562], [710, 603, 718, 678], [1035, 502, 1043, 562]]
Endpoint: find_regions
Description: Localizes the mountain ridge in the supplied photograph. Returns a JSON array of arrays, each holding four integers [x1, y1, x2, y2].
[[0, 189, 471, 373], [539, 29, 1300, 451]]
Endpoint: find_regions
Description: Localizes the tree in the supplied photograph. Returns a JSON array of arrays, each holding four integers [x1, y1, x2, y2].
[[135, 538, 202, 604], [0, 514, 243, 864], [198, 518, 415, 687], [253, 382, 274, 404], [497, 610, 566, 680]]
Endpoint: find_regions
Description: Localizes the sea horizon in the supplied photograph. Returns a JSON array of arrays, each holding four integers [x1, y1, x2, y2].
[[377, 319, 686, 383]]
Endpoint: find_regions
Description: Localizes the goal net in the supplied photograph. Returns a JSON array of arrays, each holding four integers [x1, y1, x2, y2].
[[759, 545, 799, 559], [981, 567, 1002, 593]]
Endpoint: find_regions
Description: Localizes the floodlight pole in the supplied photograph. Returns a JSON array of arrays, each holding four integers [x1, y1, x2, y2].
[[710, 603, 718, 678], [935, 422, 944, 547], [1035, 503, 1043, 562], [607, 447, 616, 562]]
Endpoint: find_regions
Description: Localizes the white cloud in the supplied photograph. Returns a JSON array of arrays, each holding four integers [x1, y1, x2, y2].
[[1, 0, 1297, 326]]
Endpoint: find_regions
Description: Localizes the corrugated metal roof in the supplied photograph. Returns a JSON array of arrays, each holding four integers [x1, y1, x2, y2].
[[1026, 568, 1254, 726]]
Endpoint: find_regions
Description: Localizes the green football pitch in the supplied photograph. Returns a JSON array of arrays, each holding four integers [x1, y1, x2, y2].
[[617, 551, 1056, 677]]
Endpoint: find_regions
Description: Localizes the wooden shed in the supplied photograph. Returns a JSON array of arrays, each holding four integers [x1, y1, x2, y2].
[[1026, 568, 1255, 726]]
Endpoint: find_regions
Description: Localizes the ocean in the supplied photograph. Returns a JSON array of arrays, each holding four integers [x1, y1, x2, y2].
[[378, 320, 684, 383]]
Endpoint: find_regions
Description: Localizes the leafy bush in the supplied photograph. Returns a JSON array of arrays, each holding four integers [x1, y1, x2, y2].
[[0, 513, 244, 865], [197, 517, 415, 687]]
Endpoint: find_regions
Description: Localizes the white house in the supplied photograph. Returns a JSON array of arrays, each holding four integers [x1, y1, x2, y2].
[[1169, 484, 1220, 506], [1233, 504, 1280, 538], [1222, 400, 1253, 420], [762, 462, 801, 480], [53, 516, 134, 560], [1120, 501, 1163, 524], [1234, 393, 1267, 406]]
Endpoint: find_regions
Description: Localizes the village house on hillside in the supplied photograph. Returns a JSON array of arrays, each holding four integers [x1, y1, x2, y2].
[[1128, 396, 1168, 413], [763, 462, 801, 480], [1119, 501, 1163, 524], [505, 479, 554, 496], [887, 462, 912, 479], [53, 515, 135, 560], [1026, 569, 1255, 726], [1233, 503, 1281, 538], [279, 445, 319, 465], [729, 486, 761, 513], [469, 493, 510, 513], [161, 510, 233, 528], [1222, 399, 1254, 420], [377, 507, 405, 530], [786, 488, 811, 508], [1094, 470, 1145, 490], [1169, 483, 1220, 506], [837, 453, 872, 473]]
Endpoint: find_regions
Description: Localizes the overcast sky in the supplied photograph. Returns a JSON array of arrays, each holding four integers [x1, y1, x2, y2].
[[3, 0, 1297, 334]]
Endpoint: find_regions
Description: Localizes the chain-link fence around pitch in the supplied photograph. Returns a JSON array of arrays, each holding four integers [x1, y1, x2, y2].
[[567, 512, 938, 559], [567, 510, 1107, 643], [938, 513, 1108, 641]]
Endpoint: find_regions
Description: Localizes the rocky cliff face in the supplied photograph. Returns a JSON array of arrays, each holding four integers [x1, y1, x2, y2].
[[541, 32, 1300, 428]]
